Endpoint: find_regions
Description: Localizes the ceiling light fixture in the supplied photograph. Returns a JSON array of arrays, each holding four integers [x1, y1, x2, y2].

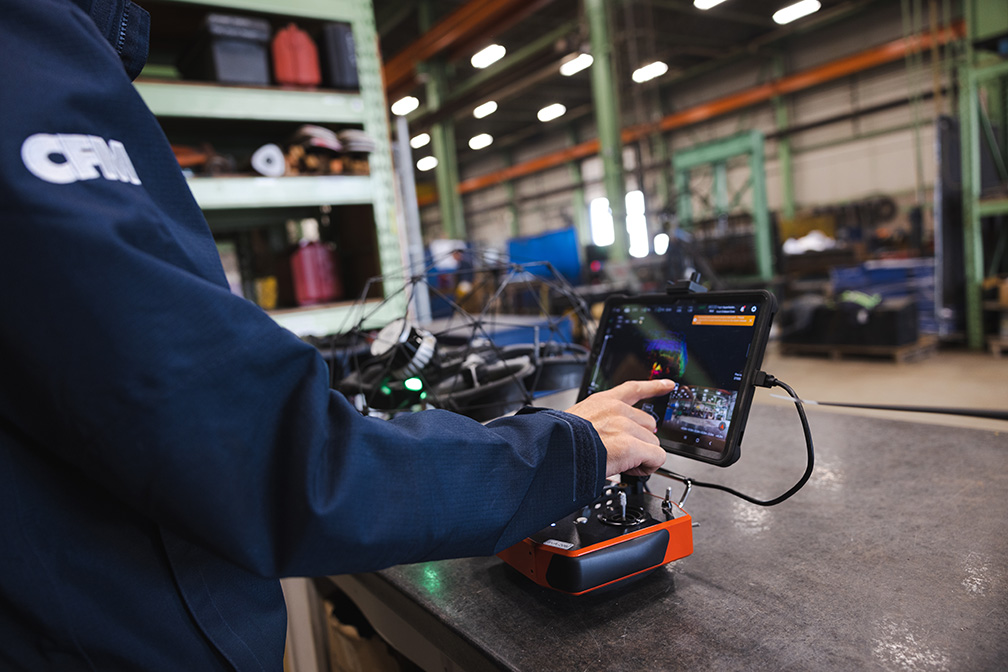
[[772, 0, 821, 25], [559, 53, 594, 76], [390, 96, 419, 117], [693, 0, 729, 9], [468, 133, 494, 150], [631, 61, 669, 83], [537, 103, 567, 122], [416, 156, 438, 172], [471, 44, 506, 69], [409, 133, 430, 149], [473, 101, 498, 119]]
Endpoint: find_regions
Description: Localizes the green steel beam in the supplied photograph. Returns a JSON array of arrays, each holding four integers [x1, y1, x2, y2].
[[587, 0, 628, 261], [674, 131, 764, 169], [673, 131, 773, 282]]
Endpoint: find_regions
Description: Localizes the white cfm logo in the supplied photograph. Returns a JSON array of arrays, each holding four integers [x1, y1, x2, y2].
[[21, 133, 141, 185]]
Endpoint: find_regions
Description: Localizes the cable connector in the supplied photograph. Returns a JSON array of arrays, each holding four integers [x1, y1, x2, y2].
[[754, 371, 778, 388]]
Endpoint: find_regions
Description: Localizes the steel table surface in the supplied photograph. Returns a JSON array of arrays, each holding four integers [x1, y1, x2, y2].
[[328, 403, 1008, 671]]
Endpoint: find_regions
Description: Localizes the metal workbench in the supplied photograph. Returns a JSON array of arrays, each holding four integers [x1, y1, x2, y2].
[[327, 403, 1008, 671]]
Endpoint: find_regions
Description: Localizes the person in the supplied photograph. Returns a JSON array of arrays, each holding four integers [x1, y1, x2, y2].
[[0, 1, 670, 669]]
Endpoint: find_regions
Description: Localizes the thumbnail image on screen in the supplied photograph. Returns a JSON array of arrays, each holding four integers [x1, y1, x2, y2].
[[585, 298, 762, 456]]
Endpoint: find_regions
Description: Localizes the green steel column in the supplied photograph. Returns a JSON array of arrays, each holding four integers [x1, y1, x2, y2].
[[960, 0, 983, 349], [675, 169, 692, 226], [586, 0, 627, 260], [651, 133, 671, 215], [349, 0, 404, 306], [419, 1, 465, 241], [748, 132, 774, 283], [713, 161, 728, 214], [568, 128, 589, 247], [773, 55, 796, 221], [960, 67, 984, 349]]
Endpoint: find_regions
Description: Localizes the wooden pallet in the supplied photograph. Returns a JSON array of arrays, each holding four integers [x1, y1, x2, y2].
[[780, 335, 939, 363]]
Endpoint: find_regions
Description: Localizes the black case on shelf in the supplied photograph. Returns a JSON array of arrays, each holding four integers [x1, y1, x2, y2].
[[320, 23, 359, 90], [178, 13, 272, 86]]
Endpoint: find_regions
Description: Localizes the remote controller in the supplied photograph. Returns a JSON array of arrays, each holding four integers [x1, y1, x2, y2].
[[498, 477, 693, 594]]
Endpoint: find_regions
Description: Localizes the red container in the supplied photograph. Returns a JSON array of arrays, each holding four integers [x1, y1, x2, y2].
[[272, 23, 321, 86], [290, 241, 341, 305]]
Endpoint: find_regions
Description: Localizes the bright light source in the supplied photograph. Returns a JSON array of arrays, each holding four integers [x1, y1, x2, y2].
[[632, 61, 669, 84], [410, 133, 430, 149], [654, 233, 670, 255], [537, 103, 567, 122], [694, 0, 729, 9], [468, 133, 493, 150], [625, 191, 649, 258], [628, 215, 649, 258], [559, 53, 594, 76], [391, 96, 419, 116], [404, 377, 424, 392], [473, 100, 498, 119], [471, 44, 506, 69], [625, 190, 645, 216], [590, 198, 615, 247], [773, 0, 821, 24], [416, 156, 438, 172]]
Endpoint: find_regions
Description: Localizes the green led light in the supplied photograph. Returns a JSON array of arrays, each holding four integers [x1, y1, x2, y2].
[[404, 377, 423, 392], [380, 384, 392, 395]]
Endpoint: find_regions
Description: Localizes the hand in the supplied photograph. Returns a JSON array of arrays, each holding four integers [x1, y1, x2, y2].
[[565, 379, 676, 478]]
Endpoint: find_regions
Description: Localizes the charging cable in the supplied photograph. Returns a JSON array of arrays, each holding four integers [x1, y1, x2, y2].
[[659, 372, 814, 507]]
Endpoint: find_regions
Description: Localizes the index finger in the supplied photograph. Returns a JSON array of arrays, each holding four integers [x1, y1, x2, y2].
[[605, 379, 677, 404]]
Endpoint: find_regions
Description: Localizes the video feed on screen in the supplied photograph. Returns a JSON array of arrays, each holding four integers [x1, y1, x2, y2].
[[584, 298, 762, 455]]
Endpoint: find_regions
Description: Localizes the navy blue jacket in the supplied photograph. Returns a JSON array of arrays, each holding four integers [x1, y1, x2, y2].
[[0, 1, 606, 669]]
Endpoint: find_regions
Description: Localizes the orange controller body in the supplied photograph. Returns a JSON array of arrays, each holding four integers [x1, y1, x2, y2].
[[498, 481, 693, 595]]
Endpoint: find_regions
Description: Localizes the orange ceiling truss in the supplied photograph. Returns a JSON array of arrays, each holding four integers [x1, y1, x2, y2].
[[455, 21, 966, 196], [383, 0, 556, 100]]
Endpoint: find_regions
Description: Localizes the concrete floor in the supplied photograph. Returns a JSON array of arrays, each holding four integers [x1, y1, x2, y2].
[[756, 344, 1008, 433]]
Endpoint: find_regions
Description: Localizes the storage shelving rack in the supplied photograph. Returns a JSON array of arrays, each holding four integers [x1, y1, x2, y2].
[[959, 0, 1008, 349], [134, 0, 405, 336]]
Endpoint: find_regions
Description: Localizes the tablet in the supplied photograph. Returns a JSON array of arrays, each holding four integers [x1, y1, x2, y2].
[[578, 289, 777, 466]]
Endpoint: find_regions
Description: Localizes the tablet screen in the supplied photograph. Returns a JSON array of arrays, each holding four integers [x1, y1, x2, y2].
[[580, 290, 775, 466]]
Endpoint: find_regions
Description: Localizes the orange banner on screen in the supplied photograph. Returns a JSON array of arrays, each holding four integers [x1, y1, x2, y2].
[[692, 314, 756, 326]]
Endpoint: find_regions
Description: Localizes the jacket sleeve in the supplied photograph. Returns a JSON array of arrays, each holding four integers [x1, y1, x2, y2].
[[0, 0, 607, 578]]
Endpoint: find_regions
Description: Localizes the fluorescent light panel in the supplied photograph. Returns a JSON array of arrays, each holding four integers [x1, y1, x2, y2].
[[468, 133, 493, 150], [471, 44, 506, 69], [409, 133, 430, 149], [416, 156, 438, 172], [773, 0, 821, 24], [653, 233, 670, 255], [694, 0, 729, 9], [391, 96, 419, 116], [632, 61, 668, 83], [537, 103, 566, 122], [473, 100, 498, 119], [560, 53, 593, 76]]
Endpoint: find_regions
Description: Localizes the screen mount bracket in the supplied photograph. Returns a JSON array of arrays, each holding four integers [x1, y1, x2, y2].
[[666, 272, 708, 296]]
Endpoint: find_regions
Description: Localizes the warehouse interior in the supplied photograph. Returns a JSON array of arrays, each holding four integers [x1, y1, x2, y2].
[[124, 0, 1008, 670]]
